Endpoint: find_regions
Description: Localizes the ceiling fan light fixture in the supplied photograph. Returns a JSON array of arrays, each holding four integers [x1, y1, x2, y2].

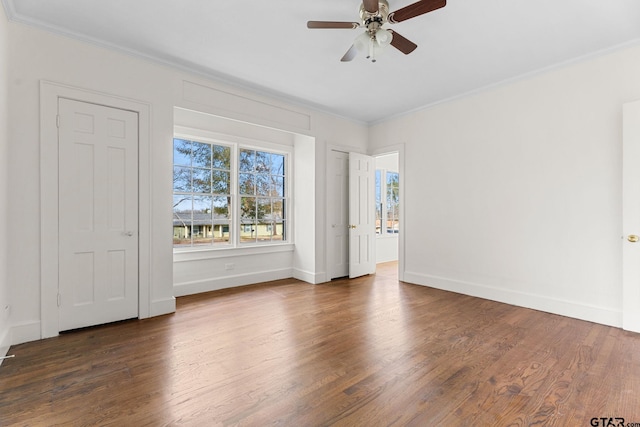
[[354, 31, 372, 52], [375, 28, 393, 47], [352, 29, 392, 62]]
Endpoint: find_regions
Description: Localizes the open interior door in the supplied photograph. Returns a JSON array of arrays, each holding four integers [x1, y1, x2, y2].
[[623, 100, 640, 333], [349, 152, 376, 278]]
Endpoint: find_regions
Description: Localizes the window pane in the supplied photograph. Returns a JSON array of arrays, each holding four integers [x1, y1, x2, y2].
[[273, 220, 285, 241], [173, 139, 192, 166], [256, 151, 270, 172], [271, 153, 285, 175], [272, 199, 284, 220], [387, 187, 399, 205], [375, 170, 381, 204], [240, 222, 256, 243], [272, 221, 284, 241], [239, 149, 255, 172], [257, 222, 272, 242], [213, 196, 231, 244], [272, 176, 284, 197], [193, 196, 212, 213], [173, 166, 192, 192], [212, 145, 230, 169], [387, 172, 399, 187], [255, 174, 270, 196], [240, 197, 256, 220], [191, 142, 211, 168], [212, 170, 230, 194], [213, 196, 230, 218], [192, 168, 211, 193], [239, 173, 255, 195], [193, 196, 213, 246], [173, 195, 192, 246], [257, 198, 271, 220]]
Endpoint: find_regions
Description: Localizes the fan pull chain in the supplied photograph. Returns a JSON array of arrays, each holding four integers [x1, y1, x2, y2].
[[369, 38, 376, 62]]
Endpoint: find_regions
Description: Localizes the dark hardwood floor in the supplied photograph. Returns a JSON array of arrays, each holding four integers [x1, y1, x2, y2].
[[2, 262, 640, 426]]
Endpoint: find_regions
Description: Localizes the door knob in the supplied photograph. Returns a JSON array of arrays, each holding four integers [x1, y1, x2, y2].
[[349, 225, 357, 229], [628, 235, 639, 243], [123, 231, 134, 237]]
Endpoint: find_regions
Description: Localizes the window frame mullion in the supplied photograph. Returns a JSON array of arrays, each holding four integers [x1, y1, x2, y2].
[[230, 142, 239, 247]]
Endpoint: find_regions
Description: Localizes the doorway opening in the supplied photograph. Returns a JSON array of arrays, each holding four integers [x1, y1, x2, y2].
[[374, 152, 400, 265], [326, 148, 401, 282]]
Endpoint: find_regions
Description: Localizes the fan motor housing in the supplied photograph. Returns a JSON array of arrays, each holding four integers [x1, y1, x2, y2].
[[360, 0, 390, 25]]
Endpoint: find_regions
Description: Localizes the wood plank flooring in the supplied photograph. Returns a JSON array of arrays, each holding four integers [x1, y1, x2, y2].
[[2, 262, 640, 426]]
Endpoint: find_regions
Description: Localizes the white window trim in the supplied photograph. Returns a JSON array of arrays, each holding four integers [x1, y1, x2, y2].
[[173, 127, 293, 253]]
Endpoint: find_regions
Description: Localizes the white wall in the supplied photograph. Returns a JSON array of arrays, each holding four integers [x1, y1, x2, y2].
[[0, 4, 11, 359], [370, 43, 640, 327], [293, 133, 318, 283], [375, 153, 399, 263], [5, 18, 367, 344]]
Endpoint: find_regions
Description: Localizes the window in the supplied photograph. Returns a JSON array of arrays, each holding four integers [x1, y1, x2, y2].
[[239, 149, 286, 243], [386, 172, 399, 233], [173, 137, 288, 248], [375, 169, 399, 235]]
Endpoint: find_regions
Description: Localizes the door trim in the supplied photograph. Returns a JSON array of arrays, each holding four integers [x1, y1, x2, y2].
[[40, 81, 152, 338]]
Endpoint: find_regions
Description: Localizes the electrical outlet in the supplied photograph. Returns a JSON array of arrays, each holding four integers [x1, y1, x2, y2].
[[225, 263, 235, 271]]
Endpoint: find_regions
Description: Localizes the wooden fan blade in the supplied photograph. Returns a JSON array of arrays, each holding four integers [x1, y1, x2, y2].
[[388, 0, 446, 23], [307, 21, 360, 29], [389, 30, 418, 55], [363, 0, 379, 14], [341, 44, 359, 62]]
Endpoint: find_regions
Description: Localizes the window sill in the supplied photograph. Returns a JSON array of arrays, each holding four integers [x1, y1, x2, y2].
[[173, 243, 295, 263]]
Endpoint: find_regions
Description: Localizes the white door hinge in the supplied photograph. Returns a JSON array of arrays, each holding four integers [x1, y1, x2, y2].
[[56, 115, 60, 128], [57, 293, 61, 307]]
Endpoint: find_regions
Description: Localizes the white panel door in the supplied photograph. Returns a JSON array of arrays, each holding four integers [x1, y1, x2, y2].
[[329, 150, 349, 279], [349, 152, 376, 278], [622, 99, 640, 333], [58, 98, 139, 331]]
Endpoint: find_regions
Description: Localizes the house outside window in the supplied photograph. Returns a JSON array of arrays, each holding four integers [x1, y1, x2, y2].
[[375, 169, 399, 235], [173, 137, 289, 249]]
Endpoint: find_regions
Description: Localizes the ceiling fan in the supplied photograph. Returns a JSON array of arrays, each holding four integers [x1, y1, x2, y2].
[[307, 0, 446, 62]]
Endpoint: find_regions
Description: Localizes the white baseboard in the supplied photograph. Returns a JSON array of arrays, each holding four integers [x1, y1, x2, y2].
[[293, 268, 325, 284], [174, 268, 293, 297], [623, 311, 640, 333], [403, 271, 622, 328], [149, 297, 176, 317], [10, 321, 42, 346]]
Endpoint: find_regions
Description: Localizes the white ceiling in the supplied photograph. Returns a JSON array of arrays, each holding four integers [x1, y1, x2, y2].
[[4, 0, 640, 123]]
